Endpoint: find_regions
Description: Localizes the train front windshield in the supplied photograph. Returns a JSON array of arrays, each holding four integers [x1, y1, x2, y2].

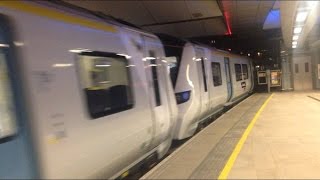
[[159, 35, 186, 88], [0, 24, 17, 140]]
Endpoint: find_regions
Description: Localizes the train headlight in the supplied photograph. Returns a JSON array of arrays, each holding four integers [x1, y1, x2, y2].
[[175, 91, 191, 104]]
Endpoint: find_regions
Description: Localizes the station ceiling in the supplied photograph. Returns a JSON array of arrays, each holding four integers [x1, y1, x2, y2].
[[62, 0, 319, 51], [63, 0, 278, 38]]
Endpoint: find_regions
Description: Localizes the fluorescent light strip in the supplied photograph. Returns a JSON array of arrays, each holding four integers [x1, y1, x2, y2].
[[296, 11, 308, 22], [293, 35, 299, 40], [53, 63, 73, 67], [95, 64, 111, 67], [294, 27, 302, 34], [292, 41, 298, 45], [0, 43, 9, 47]]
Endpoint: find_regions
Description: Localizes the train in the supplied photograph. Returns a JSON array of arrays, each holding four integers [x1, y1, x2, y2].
[[0, 1, 253, 179]]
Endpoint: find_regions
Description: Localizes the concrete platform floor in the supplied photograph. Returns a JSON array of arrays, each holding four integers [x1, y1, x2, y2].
[[229, 91, 320, 179], [141, 91, 320, 179]]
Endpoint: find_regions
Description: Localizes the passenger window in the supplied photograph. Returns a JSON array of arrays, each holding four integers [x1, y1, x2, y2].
[[211, 62, 222, 86], [305, 62, 309, 72], [235, 64, 242, 81], [77, 52, 134, 119], [242, 64, 248, 80], [0, 45, 17, 139], [164, 56, 179, 87], [200, 58, 208, 92], [149, 51, 161, 106]]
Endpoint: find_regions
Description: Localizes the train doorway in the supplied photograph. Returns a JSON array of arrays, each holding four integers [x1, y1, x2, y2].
[[292, 55, 312, 90], [224, 57, 233, 101]]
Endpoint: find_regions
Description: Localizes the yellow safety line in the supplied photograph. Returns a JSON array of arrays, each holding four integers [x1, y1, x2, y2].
[[218, 93, 274, 180], [0, 1, 117, 33]]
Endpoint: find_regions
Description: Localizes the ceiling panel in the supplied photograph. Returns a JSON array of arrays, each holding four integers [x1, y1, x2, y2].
[[185, 0, 222, 18], [62, 0, 225, 38], [203, 18, 227, 36], [173, 21, 205, 37], [144, 25, 179, 37], [64, 0, 155, 25], [220, 0, 276, 36], [143, 1, 191, 23]]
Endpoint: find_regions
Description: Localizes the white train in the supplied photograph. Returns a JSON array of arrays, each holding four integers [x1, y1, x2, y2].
[[0, 1, 253, 179], [158, 35, 254, 140]]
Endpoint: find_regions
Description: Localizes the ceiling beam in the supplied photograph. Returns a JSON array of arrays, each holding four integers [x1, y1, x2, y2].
[[140, 16, 223, 27]]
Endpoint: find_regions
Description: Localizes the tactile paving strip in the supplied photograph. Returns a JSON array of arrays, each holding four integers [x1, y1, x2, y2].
[[189, 95, 269, 179], [141, 93, 270, 179]]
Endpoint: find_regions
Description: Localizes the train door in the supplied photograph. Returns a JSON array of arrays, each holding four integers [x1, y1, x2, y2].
[[110, 29, 155, 171], [224, 57, 233, 101], [0, 14, 37, 178], [195, 48, 209, 119], [142, 35, 172, 147], [293, 55, 312, 90]]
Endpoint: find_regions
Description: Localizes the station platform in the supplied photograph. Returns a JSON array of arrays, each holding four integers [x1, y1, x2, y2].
[[141, 91, 320, 179]]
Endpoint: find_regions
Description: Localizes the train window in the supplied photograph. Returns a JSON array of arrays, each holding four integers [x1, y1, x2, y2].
[[200, 58, 208, 92], [77, 52, 134, 119], [242, 64, 248, 80], [149, 51, 161, 106], [235, 64, 242, 81], [158, 34, 186, 88], [0, 45, 18, 140], [211, 62, 222, 86], [305, 62, 309, 72], [164, 56, 179, 87]]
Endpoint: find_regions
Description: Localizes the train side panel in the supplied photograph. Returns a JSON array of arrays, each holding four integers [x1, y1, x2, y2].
[[209, 52, 229, 110], [0, 5, 174, 179], [229, 55, 252, 101]]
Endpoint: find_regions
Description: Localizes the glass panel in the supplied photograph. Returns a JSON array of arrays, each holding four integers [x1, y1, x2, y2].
[[164, 56, 178, 87], [242, 64, 248, 79], [235, 64, 242, 81], [211, 62, 222, 86], [0, 47, 17, 139], [78, 52, 134, 119], [200, 58, 208, 92], [305, 62, 309, 73], [158, 35, 185, 88], [149, 51, 161, 106]]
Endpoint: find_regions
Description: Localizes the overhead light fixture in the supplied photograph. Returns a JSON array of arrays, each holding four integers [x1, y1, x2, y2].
[[296, 11, 308, 22], [292, 41, 298, 45], [248, 53, 251, 57], [95, 64, 111, 67], [293, 35, 299, 40], [292, 45, 297, 48], [294, 27, 302, 34], [69, 48, 92, 53], [14, 42, 24, 46], [53, 63, 73, 67], [142, 57, 156, 61], [0, 43, 9, 47]]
